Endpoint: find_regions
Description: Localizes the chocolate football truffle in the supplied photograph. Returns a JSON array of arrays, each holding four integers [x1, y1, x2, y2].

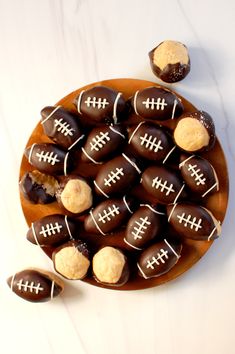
[[56, 175, 93, 214], [92, 246, 129, 286], [74, 86, 126, 125], [27, 214, 78, 247], [84, 196, 135, 235], [167, 203, 221, 241], [81, 124, 126, 164], [141, 165, 186, 204], [128, 122, 174, 162], [131, 86, 183, 120], [149, 40, 190, 83], [137, 239, 182, 279], [94, 153, 141, 198], [41, 106, 85, 150], [124, 204, 165, 250], [179, 154, 219, 198], [173, 111, 216, 153], [7, 268, 64, 302], [24, 143, 74, 175], [53, 240, 90, 280], [19, 170, 59, 204]]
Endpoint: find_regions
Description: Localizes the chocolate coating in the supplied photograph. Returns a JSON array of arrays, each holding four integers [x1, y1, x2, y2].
[[74, 86, 126, 125], [7, 269, 63, 302], [84, 196, 135, 235], [179, 154, 219, 198], [19, 170, 59, 204], [52, 240, 90, 280], [128, 122, 174, 161], [141, 165, 186, 204], [24, 143, 74, 175], [81, 124, 126, 163], [124, 205, 165, 250], [27, 214, 78, 246], [94, 153, 141, 198], [174, 111, 216, 153], [137, 239, 182, 279], [92, 246, 129, 286], [130, 86, 184, 120], [149, 40, 190, 83], [167, 203, 221, 241], [41, 106, 84, 150]]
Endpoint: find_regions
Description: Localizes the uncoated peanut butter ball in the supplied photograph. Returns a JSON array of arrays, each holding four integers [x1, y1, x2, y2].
[[149, 40, 190, 83]]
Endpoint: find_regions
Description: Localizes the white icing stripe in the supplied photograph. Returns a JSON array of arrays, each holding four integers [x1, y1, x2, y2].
[[137, 262, 148, 279], [41, 105, 62, 125], [77, 90, 85, 114], [162, 146, 176, 164], [173, 184, 185, 204], [81, 148, 102, 165], [93, 180, 109, 198], [133, 90, 139, 115], [28, 143, 36, 164], [109, 125, 125, 138], [128, 122, 144, 144], [64, 152, 69, 176], [123, 195, 133, 214], [201, 182, 218, 198], [65, 215, 73, 240], [122, 153, 141, 174], [208, 225, 218, 241], [164, 239, 180, 258], [179, 155, 195, 168], [113, 92, 122, 124], [124, 238, 142, 250], [68, 134, 85, 150], [90, 210, 106, 235], [139, 204, 165, 215], [31, 222, 40, 246], [171, 99, 178, 119], [50, 281, 55, 300], [167, 203, 177, 222], [10, 273, 16, 291]]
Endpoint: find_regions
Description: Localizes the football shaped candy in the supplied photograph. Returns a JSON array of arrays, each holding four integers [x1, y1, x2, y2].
[[128, 121, 174, 162], [137, 239, 182, 279], [56, 175, 93, 214], [24, 143, 74, 175], [94, 153, 141, 198], [124, 204, 166, 250], [19, 170, 59, 204], [167, 203, 221, 241], [141, 165, 186, 204], [27, 214, 78, 247], [74, 86, 126, 124], [92, 246, 129, 286], [84, 196, 135, 235], [7, 269, 64, 302], [149, 40, 190, 83], [81, 125, 126, 164], [174, 111, 215, 153], [130, 86, 183, 120], [53, 240, 90, 280], [41, 106, 84, 150], [179, 154, 219, 198]]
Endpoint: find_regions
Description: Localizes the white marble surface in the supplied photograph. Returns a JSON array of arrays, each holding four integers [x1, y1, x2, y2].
[[0, 0, 235, 353]]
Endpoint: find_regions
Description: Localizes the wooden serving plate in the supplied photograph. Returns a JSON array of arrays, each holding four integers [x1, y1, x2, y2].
[[19, 78, 229, 290]]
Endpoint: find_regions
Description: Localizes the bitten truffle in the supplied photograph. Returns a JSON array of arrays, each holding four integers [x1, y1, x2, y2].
[[19, 170, 59, 204], [149, 40, 190, 83], [92, 246, 129, 286], [53, 240, 90, 280], [173, 111, 215, 153], [56, 175, 93, 214]]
